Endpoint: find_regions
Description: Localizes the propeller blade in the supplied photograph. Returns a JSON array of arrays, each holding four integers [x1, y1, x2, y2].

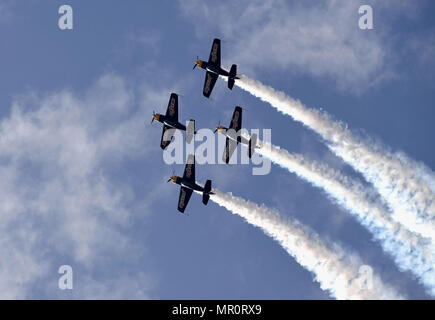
[[167, 178, 171, 183], [213, 128, 217, 133], [151, 117, 154, 124], [192, 64, 197, 70]]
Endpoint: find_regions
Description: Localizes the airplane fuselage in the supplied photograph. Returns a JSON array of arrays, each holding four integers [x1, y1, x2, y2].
[[181, 179, 204, 193], [198, 61, 239, 79], [155, 114, 186, 131], [226, 131, 249, 145], [218, 128, 249, 145], [172, 176, 205, 193]]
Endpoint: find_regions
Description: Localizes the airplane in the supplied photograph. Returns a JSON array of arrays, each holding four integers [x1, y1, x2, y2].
[[167, 154, 213, 213], [215, 106, 258, 164], [193, 38, 240, 98], [152, 93, 195, 150]]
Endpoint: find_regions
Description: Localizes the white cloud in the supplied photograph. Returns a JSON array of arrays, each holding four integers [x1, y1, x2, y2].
[[179, 0, 426, 93], [0, 73, 161, 298]]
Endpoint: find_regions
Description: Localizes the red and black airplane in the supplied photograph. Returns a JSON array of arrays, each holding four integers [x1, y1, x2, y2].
[[193, 38, 240, 98]]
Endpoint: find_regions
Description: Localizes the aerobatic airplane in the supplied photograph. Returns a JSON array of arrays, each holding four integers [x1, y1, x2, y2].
[[215, 106, 258, 164], [151, 93, 195, 149], [167, 154, 213, 213], [193, 38, 240, 98]]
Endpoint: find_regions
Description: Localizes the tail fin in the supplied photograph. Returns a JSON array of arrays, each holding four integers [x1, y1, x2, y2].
[[228, 78, 235, 90], [186, 119, 195, 144], [228, 64, 237, 90], [248, 133, 257, 158], [203, 180, 212, 205]]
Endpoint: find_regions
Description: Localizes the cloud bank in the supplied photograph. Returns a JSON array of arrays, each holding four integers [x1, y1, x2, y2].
[[0, 74, 155, 298], [180, 0, 431, 93]]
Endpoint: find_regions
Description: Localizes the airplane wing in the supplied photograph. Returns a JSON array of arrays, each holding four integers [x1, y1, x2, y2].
[[229, 106, 242, 132], [183, 154, 195, 182], [208, 38, 221, 67], [160, 124, 174, 150], [222, 137, 238, 164], [178, 187, 193, 213], [203, 71, 218, 98], [165, 93, 178, 122]]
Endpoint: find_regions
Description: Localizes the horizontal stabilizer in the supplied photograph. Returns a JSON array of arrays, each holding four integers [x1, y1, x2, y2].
[[228, 64, 237, 90], [203, 180, 212, 205], [186, 119, 195, 144], [248, 133, 257, 158], [229, 64, 237, 78], [228, 78, 235, 90]]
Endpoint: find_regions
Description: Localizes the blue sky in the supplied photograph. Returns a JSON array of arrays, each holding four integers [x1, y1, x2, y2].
[[0, 0, 434, 299]]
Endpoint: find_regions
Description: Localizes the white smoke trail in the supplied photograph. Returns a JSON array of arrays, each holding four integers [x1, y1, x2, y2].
[[253, 139, 435, 295], [232, 75, 435, 239], [209, 189, 404, 299]]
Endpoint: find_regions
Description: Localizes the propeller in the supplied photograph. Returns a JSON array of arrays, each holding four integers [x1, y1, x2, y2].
[[192, 56, 199, 70], [151, 110, 155, 124], [214, 120, 221, 133], [166, 170, 176, 183]]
